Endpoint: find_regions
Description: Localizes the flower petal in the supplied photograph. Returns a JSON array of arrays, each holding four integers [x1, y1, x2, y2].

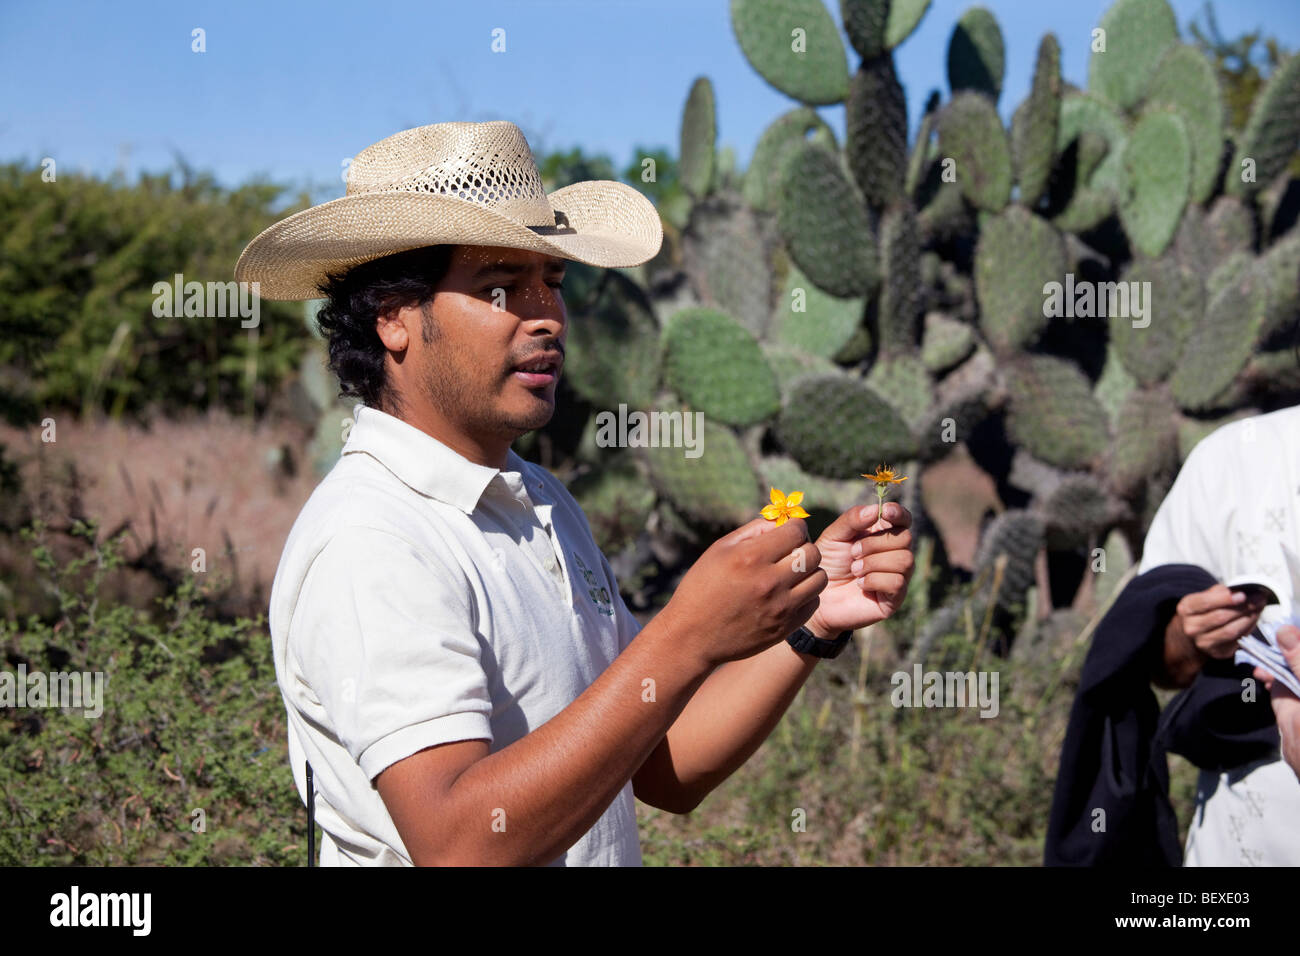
[[774, 514, 788, 526], [789, 506, 810, 519], [761, 504, 782, 520], [769, 487, 785, 506], [785, 490, 804, 508]]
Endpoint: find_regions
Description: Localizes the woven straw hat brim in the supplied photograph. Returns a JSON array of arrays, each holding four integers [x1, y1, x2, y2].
[[234, 179, 663, 301]]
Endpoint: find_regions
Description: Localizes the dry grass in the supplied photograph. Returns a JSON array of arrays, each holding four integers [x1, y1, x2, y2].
[[0, 407, 322, 619]]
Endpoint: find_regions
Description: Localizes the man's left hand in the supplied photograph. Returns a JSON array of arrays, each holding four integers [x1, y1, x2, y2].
[[806, 501, 914, 637]]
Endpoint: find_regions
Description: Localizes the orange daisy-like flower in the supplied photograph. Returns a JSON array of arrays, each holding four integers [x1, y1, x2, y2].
[[862, 464, 908, 526], [861, 465, 909, 488], [761, 487, 810, 526]]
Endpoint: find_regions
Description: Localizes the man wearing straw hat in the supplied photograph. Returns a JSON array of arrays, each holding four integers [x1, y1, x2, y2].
[[239, 120, 914, 866]]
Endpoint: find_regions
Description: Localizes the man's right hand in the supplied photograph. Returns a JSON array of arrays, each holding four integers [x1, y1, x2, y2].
[[1177, 584, 1268, 657], [659, 516, 827, 669], [1157, 584, 1268, 687]]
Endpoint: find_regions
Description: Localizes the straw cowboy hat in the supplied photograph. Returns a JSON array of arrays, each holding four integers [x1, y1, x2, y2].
[[234, 120, 664, 300]]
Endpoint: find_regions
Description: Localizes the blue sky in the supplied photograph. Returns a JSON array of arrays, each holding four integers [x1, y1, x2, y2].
[[2, 0, 1296, 207]]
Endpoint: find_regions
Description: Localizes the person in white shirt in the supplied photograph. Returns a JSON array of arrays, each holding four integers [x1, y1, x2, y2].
[[245, 122, 916, 865], [1139, 403, 1300, 865]]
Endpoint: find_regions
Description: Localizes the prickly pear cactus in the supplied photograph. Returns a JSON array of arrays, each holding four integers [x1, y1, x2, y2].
[[529, 0, 1300, 654]]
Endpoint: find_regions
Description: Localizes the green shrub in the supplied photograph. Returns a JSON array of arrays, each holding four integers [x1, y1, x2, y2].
[[0, 163, 313, 422], [0, 517, 303, 865]]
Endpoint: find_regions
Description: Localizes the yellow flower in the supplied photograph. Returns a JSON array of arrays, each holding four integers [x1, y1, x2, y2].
[[761, 487, 810, 526], [861, 464, 908, 525], [861, 464, 909, 489]]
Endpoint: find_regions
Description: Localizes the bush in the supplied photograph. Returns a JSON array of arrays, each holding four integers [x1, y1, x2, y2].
[[0, 162, 314, 423], [0, 517, 303, 865]]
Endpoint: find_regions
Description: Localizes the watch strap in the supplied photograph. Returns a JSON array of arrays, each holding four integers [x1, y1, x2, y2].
[[787, 624, 851, 659]]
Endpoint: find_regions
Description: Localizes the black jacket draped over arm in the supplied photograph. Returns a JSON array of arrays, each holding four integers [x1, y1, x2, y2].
[[1044, 563, 1280, 866]]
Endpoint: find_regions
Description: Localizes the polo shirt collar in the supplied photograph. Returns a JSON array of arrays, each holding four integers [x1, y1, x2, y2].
[[342, 404, 532, 513]]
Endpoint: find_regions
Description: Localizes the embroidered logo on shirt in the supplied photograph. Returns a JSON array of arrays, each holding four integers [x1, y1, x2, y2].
[[572, 551, 614, 617], [1264, 507, 1286, 533]]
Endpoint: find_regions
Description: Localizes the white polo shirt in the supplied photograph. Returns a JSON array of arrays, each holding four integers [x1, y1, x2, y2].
[[1139, 404, 1300, 865], [268, 403, 644, 866]]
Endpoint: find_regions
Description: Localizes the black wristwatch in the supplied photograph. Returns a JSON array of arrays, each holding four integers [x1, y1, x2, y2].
[[787, 625, 852, 659]]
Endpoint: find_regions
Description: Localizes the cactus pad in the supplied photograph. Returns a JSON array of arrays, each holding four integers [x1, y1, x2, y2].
[[661, 307, 781, 426], [1011, 33, 1062, 209], [1004, 355, 1110, 468], [905, 91, 942, 197], [1051, 93, 1127, 233], [567, 455, 657, 555], [776, 141, 879, 297], [770, 263, 865, 359], [918, 178, 975, 243], [642, 410, 762, 529], [1112, 387, 1178, 494], [886, 0, 931, 48], [1041, 473, 1115, 548], [877, 203, 924, 355], [776, 373, 916, 478], [683, 193, 774, 338], [865, 354, 935, 431], [1144, 44, 1224, 204], [1109, 253, 1202, 385], [1170, 261, 1269, 411], [916, 384, 991, 461], [564, 272, 662, 409], [730, 0, 850, 105], [1093, 342, 1138, 428], [1087, 0, 1178, 111], [1118, 109, 1190, 257], [743, 107, 836, 212], [846, 55, 909, 211], [679, 76, 716, 199], [1261, 231, 1300, 343], [761, 342, 841, 390], [1228, 49, 1300, 198], [921, 312, 976, 373], [974, 206, 1067, 353], [947, 6, 1005, 101], [937, 92, 1012, 212], [974, 509, 1044, 608], [839, 0, 889, 60]]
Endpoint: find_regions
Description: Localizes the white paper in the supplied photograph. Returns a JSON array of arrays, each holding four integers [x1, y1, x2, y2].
[[1232, 541, 1300, 698]]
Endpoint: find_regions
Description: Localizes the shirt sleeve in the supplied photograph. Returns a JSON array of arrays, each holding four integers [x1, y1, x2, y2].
[[291, 523, 493, 782], [1138, 429, 1230, 578]]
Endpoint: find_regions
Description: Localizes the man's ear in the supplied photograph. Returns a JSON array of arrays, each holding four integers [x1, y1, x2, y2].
[[375, 304, 411, 352]]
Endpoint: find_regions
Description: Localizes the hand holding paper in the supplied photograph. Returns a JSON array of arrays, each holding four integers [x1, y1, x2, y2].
[[1234, 542, 1300, 698], [1252, 626, 1300, 783]]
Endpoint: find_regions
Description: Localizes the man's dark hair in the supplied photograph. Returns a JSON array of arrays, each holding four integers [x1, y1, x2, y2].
[[313, 244, 457, 415]]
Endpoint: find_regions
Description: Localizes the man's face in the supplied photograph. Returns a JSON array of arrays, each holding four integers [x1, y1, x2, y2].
[[409, 244, 567, 444]]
